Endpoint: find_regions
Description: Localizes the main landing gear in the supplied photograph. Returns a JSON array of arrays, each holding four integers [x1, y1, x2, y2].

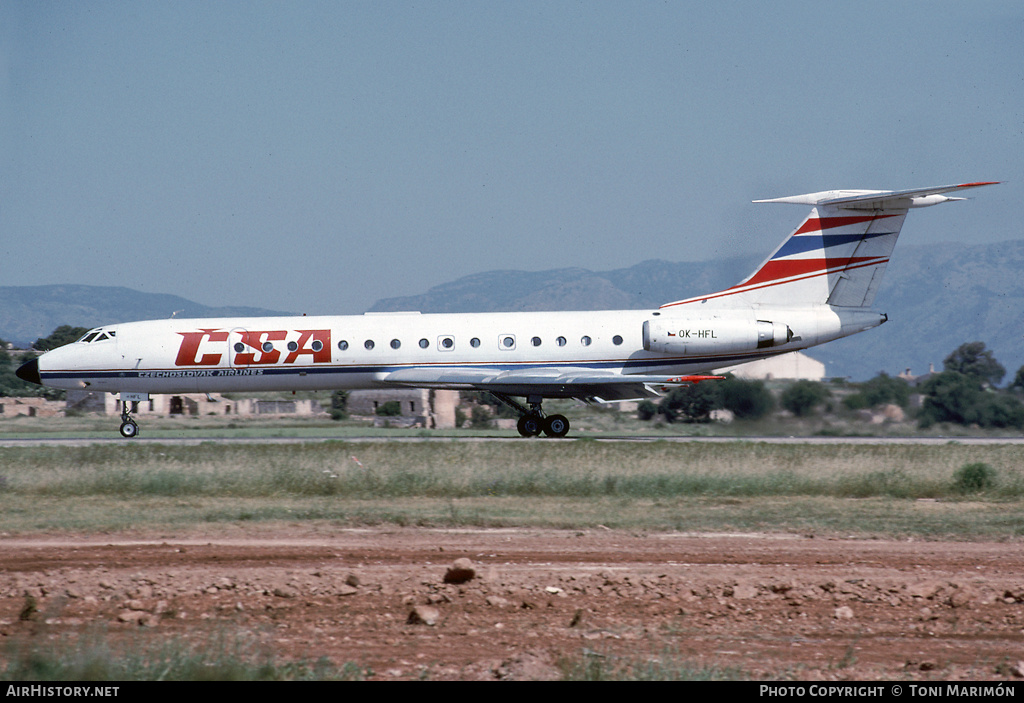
[[491, 393, 570, 438], [119, 400, 140, 438]]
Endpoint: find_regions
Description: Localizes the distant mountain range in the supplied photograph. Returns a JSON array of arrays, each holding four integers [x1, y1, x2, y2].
[[0, 285, 290, 347], [3, 239, 1022, 381]]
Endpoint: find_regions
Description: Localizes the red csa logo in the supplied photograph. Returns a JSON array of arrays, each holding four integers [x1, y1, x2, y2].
[[175, 329, 229, 366], [174, 329, 331, 367]]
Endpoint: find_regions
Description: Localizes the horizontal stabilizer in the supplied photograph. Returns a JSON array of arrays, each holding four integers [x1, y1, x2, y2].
[[754, 181, 999, 210]]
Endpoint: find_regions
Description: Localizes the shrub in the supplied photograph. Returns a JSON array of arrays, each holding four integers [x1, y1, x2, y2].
[[636, 400, 657, 421], [330, 390, 349, 421], [780, 381, 829, 417], [952, 462, 998, 494], [843, 373, 910, 410], [717, 376, 774, 420], [658, 383, 716, 423], [919, 372, 1024, 429], [470, 405, 492, 428], [375, 401, 402, 416]]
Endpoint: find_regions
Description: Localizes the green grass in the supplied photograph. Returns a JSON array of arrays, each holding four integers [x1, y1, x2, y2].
[[0, 627, 366, 681], [0, 440, 1022, 537], [561, 648, 745, 681]]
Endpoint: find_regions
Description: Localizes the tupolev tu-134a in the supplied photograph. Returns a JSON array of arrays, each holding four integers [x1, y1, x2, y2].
[[17, 181, 998, 438]]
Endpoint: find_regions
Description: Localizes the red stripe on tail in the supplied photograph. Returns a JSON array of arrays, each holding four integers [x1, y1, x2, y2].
[[794, 214, 899, 234]]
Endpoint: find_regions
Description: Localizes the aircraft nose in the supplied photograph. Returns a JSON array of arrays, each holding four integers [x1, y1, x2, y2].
[[16, 358, 41, 386]]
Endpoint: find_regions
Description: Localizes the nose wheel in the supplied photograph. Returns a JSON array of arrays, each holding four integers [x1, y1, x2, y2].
[[119, 400, 140, 439]]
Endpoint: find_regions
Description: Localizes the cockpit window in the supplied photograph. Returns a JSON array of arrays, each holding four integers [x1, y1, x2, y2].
[[78, 329, 115, 344]]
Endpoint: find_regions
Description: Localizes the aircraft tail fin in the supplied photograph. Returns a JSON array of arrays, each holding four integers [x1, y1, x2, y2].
[[661, 182, 998, 310]]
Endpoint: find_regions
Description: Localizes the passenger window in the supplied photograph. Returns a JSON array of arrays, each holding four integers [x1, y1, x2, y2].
[[391, 339, 401, 349], [419, 338, 429, 349], [531, 337, 542, 347], [470, 338, 480, 348], [338, 340, 349, 351], [234, 342, 245, 353], [438, 336, 455, 351], [581, 336, 592, 346], [262, 342, 274, 353], [556, 336, 566, 347], [311, 340, 323, 352], [500, 335, 516, 350], [364, 340, 375, 350], [613, 335, 623, 345], [287, 341, 298, 352]]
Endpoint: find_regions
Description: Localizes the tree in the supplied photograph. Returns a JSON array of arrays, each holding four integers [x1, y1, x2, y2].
[[471, 391, 517, 418], [780, 380, 830, 418], [0, 338, 45, 397], [943, 341, 1005, 387], [330, 390, 349, 420], [33, 325, 89, 352], [973, 393, 1024, 429], [1010, 366, 1024, 394], [470, 405, 493, 428], [716, 375, 774, 420], [658, 383, 717, 423], [375, 400, 402, 416], [636, 400, 658, 421], [918, 372, 981, 427], [843, 373, 910, 410], [917, 370, 1024, 429]]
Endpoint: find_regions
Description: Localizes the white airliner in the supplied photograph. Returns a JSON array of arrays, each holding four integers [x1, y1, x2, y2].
[[17, 181, 996, 438]]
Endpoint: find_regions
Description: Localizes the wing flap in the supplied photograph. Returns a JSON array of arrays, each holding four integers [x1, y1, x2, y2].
[[381, 367, 720, 402]]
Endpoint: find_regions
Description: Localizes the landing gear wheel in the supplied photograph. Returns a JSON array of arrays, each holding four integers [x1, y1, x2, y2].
[[542, 414, 570, 438], [118, 399, 140, 439], [517, 415, 543, 437]]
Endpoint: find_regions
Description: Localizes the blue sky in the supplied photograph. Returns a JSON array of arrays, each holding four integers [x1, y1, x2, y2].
[[3, 1, 1021, 315]]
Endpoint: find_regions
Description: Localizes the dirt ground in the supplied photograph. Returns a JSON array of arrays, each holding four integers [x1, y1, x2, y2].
[[1, 526, 1023, 681]]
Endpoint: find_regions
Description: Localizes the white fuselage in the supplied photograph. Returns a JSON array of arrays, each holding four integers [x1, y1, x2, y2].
[[34, 305, 877, 396]]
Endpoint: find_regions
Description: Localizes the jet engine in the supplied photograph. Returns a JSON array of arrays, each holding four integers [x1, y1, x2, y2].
[[642, 317, 792, 355]]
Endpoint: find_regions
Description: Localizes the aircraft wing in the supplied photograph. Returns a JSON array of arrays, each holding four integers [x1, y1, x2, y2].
[[381, 367, 721, 402]]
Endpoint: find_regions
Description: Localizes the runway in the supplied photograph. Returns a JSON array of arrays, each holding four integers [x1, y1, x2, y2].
[[2, 433, 1022, 447]]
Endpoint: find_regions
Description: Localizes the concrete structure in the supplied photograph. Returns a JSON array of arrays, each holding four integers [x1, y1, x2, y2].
[[0, 397, 64, 417], [347, 389, 459, 429], [897, 363, 937, 387], [717, 351, 825, 381], [62, 388, 459, 428], [65, 390, 325, 417]]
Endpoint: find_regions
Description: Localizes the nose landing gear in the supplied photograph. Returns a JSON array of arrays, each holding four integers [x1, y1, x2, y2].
[[118, 398, 142, 438]]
